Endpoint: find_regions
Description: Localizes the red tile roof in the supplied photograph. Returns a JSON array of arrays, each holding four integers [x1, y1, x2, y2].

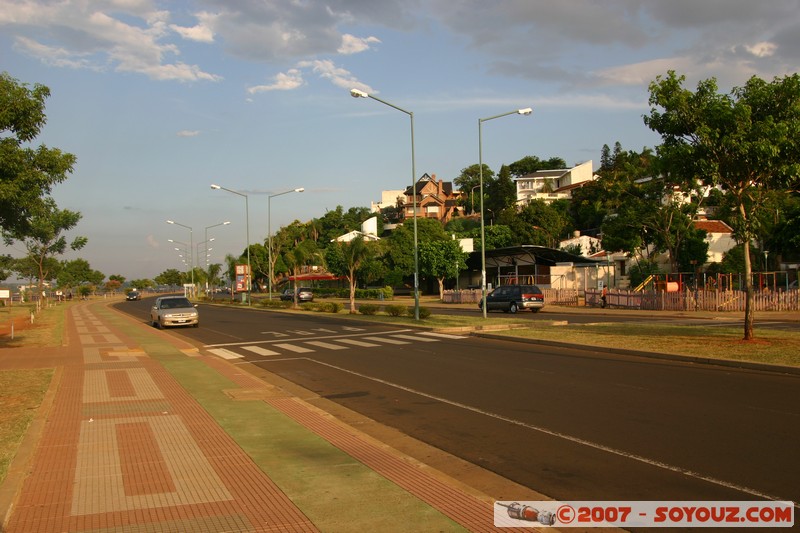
[[694, 219, 733, 234]]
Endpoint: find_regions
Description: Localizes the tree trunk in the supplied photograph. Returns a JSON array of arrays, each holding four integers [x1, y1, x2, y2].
[[348, 271, 357, 314], [739, 198, 755, 340], [437, 277, 445, 300]]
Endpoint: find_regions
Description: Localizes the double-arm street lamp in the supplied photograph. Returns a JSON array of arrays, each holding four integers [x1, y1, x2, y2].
[[268, 187, 305, 300], [478, 108, 533, 318], [166, 220, 194, 291], [350, 88, 420, 320], [211, 184, 251, 304], [204, 221, 231, 266]]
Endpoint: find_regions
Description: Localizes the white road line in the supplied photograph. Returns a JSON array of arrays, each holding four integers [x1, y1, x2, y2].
[[363, 336, 409, 345], [336, 339, 380, 348], [273, 343, 315, 353], [305, 341, 347, 351], [390, 333, 438, 342], [242, 346, 280, 357], [208, 348, 243, 360], [419, 332, 468, 340], [304, 358, 796, 508]]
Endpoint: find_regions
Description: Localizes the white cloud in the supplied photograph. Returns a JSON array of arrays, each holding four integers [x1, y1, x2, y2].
[[146, 235, 159, 248], [247, 68, 305, 93], [0, 0, 221, 82], [176, 130, 200, 137], [338, 34, 381, 55], [298, 59, 371, 91], [744, 41, 777, 58]]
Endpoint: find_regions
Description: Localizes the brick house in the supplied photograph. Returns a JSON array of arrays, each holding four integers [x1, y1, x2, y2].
[[403, 173, 463, 223]]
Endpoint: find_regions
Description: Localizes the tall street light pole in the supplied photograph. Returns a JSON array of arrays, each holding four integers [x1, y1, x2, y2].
[[350, 88, 420, 321], [211, 184, 251, 304], [205, 221, 231, 268], [268, 187, 305, 300], [478, 107, 532, 318], [166, 220, 194, 293]]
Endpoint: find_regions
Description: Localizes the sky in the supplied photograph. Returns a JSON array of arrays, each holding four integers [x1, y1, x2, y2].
[[2, 0, 800, 282]]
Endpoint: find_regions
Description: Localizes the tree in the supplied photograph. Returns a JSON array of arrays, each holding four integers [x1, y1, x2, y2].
[[283, 240, 318, 308], [485, 164, 517, 214], [154, 269, 183, 287], [325, 236, 378, 313], [2, 197, 86, 302], [1, 73, 77, 236], [57, 258, 103, 289], [508, 155, 567, 178], [645, 71, 800, 340], [418, 239, 468, 299]]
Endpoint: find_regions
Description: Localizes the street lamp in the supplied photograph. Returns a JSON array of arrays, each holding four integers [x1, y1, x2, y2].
[[351, 88, 420, 320], [211, 184, 251, 304], [268, 187, 305, 300], [478, 107, 532, 318], [204, 221, 230, 291], [166, 220, 194, 292]]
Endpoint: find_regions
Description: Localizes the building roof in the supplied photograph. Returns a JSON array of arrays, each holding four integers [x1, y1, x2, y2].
[[468, 245, 600, 269], [693, 219, 733, 234]]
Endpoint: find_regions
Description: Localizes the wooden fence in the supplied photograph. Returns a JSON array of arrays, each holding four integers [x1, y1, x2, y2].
[[585, 289, 800, 312]]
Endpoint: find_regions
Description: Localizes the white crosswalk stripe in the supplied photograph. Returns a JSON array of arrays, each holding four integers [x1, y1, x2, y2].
[[419, 331, 468, 340], [336, 338, 380, 348], [208, 348, 243, 360], [389, 333, 438, 342], [242, 345, 280, 356], [305, 340, 348, 350], [273, 343, 315, 353], [362, 336, 409, 345]]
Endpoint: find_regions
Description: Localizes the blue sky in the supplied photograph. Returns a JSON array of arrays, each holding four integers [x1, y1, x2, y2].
[[2, 0, 799, 281]]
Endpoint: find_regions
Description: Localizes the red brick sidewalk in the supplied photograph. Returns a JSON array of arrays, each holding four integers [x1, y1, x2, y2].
[[2, 301, 316, 532]]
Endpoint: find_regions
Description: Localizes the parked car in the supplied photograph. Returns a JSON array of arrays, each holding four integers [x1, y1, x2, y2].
[[126, 290, 141, 301], [150, 296, 199, 328], [279, 287, 314, 302], [478, 284, 545, 313]]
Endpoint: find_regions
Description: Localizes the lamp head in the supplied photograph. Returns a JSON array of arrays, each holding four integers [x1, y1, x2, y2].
[[518, 108, 533, 115], [295, 187, 305, 193], [223, 221, 231, 225], [210, 184, 221, 190], [166, 220, 175, 224], [350, 88, 368, 98]]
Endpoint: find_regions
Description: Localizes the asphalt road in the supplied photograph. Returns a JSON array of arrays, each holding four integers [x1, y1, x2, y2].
[[115, 298, 800, 510]]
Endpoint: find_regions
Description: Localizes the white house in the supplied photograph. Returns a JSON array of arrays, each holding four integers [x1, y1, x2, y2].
[[515, 160, 597, 205], [694, 218, 737, 264]]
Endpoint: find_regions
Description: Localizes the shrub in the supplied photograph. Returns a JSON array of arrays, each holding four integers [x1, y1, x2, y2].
[[384, 305, 406, 317], [259, 299, 291, 309], [358, 304, 379, 315], [404, 306, 432, 319]]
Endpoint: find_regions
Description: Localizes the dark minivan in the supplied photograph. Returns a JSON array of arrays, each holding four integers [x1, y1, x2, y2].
[[479, 284, 545, 314]]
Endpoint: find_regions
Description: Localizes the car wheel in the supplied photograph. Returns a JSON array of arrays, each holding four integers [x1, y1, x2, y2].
[[192, 323, 199, 328], [156, 319, 163, 329], [509, 302, 518, 314]]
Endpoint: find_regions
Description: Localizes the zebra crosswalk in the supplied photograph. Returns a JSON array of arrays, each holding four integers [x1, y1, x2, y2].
[[204, 330, 466, 360]]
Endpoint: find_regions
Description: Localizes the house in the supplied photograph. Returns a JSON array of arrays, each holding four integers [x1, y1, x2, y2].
[[403, 173, 463, 223], [370, 190, 405, 213], [333, 217, 381, 242], [515, 160, 597, 205], [693, 218, 737, 264]]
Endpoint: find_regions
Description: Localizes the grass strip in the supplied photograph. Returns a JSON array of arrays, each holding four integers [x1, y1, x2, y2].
[[491, 322, 800, 367], [0, 369, 54, 483]]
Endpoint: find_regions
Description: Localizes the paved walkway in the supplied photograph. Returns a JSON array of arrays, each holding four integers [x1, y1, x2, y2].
[[1, 300, 534, 533]]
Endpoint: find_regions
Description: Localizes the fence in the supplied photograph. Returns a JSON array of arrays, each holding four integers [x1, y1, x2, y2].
[[585, 289, 800, 312]]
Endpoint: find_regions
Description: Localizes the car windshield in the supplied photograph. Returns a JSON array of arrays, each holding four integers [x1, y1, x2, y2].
[[160, 298, 192, 309]]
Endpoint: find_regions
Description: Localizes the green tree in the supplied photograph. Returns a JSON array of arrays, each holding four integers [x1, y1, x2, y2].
[[2, 197, 86, 301], [130, 278, 154, 290], [57, 258, 103, 289], [485, 164, 517, 214], [645, 71, 800, 340], [324, 236, 380, 313], [418, 239, 468, 299], [508, 155, 567, 178], [154, 269, 183, 287], [1, 73, 77, 236]]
